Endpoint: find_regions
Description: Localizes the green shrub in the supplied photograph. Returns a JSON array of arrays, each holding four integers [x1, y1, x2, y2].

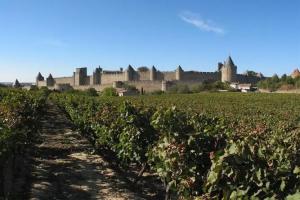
[[85, 88, 98, 96], [102, 87, 117, 96]]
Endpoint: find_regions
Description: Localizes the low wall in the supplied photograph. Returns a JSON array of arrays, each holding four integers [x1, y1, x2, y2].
[[182, 71, 220, 82], [54, 77, 74, 86], [137, 71, 150, 81], [126, 80, 162, 93], [162, 72, 176, 81], [101, 73, 126, 84], [37, 81, 47, 87], [236, 74, 264, 84], [73, 83, 113, 91]]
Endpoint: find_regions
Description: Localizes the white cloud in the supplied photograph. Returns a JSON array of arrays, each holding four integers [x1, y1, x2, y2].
[[179, 11, 225, 34]]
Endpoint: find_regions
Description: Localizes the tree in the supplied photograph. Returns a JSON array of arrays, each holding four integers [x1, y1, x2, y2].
[[286, 76, 295, 85], [29, 85, 39, 91], [213, 81, 230, 90], [123, 84, 138, 92], [245, 70, 258, 76], [272, 74, 280, 82], [281, 74, 287, 82], [167, 84, 190, 94], [0, 83, 7, 88], [177, 84, 190, 93], [191, 84, 204, 93], [102, 87, 117, 96], [85, 88, 98, 96], [295, 78, 300, 88]]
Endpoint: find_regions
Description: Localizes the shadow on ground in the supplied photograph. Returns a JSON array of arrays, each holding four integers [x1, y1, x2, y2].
[[26, 102, 160, 200]]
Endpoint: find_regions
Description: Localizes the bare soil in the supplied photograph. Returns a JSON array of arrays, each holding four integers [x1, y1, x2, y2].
[[26, 102, 160, 200]]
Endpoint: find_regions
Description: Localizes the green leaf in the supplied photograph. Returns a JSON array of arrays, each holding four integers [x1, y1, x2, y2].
[[286, 192, 300, 200], [228, 143, 238, 154], [280, 180, 285, 191], [293, 166, 300, 174]]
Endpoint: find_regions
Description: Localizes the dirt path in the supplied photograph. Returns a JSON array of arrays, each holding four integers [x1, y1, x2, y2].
[[28, 102, 147, 200]]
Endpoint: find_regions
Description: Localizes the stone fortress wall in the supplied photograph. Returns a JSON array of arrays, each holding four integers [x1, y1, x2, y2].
[[36, 57, 265, 92]]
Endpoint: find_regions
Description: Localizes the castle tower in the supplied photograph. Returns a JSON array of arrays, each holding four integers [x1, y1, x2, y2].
[[125, 65, 134, 81], [217, 62, 224, 72], [175, 65, 183, 81], [36, 72, 44, 86], [291, 68, 300, 79], [92, 66, 102, 85], [13, 79, 21, 88], [221, 56, 237, 82], [74, 67, 87, 86], [150, 66, 157, 81], [46, 74, 55, 87], [161, 80, 168, 91]]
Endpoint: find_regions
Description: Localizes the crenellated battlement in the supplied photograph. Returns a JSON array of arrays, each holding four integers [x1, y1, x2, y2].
[[102, 70, 123, 74], [35, 56, 264, 92]]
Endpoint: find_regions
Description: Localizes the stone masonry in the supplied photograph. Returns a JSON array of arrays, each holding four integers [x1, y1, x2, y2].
[[36, 56, 265, 92]]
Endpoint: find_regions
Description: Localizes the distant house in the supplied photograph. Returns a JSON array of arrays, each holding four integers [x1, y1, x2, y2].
[[230, 83, 256, 92], [239, 83, 251, 92], [116, 88, 138, 96], [230, 83, 239, 90]]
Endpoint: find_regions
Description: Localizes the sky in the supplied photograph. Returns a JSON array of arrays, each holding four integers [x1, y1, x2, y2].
[[0, 0, 299, 82]]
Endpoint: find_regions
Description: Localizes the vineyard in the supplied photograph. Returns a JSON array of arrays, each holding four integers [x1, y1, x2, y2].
[[0, 88, 48, 197], [50, 92, 300, 199], [1, 89, 300, 199]]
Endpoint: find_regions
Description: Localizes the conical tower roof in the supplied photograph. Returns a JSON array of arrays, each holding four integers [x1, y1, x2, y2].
[[293, 68, 300, 74], [95, 67, 102, 73], [225, 56, 235, 68], [291, 68, 300, 78], [48, 73, 54, 79], [127, 65, 134, 71], [177, 65, 183, 71], [36, 72, 44, 80], [14, 79, 21, 88], [151, 65, 157, 71]]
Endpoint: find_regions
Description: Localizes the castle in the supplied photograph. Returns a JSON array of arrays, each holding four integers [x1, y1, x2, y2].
[[291, 69, 300, 79], [36, 56, 264, 92]]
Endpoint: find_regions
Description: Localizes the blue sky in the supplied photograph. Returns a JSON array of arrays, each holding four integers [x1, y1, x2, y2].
[[0, 0, 299, 82]]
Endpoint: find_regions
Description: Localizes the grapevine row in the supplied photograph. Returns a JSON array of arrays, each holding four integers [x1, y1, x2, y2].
[[51, 93, 300, 199], [0, 88, 48, 197]]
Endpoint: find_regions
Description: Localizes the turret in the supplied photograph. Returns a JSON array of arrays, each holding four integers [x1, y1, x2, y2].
[[175, 65, 183, 81], [74, 67, 87, 86], [36, 72, 44, 86], [95, 66, 102, 73], [13, 79, 21, 88], [46, 74, 55, 87], [291, 68, 300, 79], [217, 62, 224, 72], [221, 56, 237, 82], [92, 66, 101, 85], [125, 65, 134, 81], [150, 65, 157, 81]]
